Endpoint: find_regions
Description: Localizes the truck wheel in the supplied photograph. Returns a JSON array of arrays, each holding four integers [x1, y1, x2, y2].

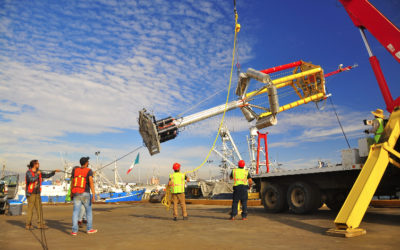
[[287, 182, 321, 214], [262, 183, 288, 213], [326, 192, 347, 211]]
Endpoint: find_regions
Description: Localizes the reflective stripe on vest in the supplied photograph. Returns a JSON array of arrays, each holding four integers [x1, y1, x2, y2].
[[170, 172, 185, 194], [233, 168, 248, 186], [374, 118, 384, 143], [26, 169, 42, 194], [71, 167, 90, 194]]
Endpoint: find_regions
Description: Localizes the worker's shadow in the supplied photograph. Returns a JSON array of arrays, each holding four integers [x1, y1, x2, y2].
[[188, 214, 229, 220], [6, 219, 69, 247], [188, 206, 244, 220], [45, 219, 72, 234], [6, 219, 26, 229], [93, 206, 122, 212], [130, 214, 172, 221]]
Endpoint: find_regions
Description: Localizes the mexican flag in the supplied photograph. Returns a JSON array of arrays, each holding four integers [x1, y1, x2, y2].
[[127, 153, 139, 174]]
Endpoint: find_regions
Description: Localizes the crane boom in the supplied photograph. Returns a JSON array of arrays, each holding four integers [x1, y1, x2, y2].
[[339, 0, 400, 63], [175, 100, 243, 128], [139, 61, 354, 155], [339, 0, 400, 112]]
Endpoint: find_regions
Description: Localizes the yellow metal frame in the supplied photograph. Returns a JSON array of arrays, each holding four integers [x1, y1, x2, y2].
[[327, 108, 400, 237], [259, 93, 324, 118], [244, 61, 326, 118]]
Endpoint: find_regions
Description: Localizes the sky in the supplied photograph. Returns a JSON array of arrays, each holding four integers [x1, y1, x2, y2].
[[1, 0, 399, 183]]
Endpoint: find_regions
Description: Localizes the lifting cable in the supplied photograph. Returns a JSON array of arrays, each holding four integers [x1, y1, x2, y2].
[[38, 199, 49, 250], [327, 90, 351, 148], [163, 1, 241, 210], [96, 145, 143, 172], [175, 84, 234, 119], [184, 2, 241, 175]]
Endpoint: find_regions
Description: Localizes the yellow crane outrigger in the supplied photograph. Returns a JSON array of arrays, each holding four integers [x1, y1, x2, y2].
[[326, 0, 400, 237]]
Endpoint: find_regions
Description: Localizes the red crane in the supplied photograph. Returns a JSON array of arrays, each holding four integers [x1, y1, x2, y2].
[[339, 0, 400, 113]]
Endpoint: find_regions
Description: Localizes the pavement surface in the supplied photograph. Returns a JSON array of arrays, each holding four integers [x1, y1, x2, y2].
[[1, 203, 400, 250]]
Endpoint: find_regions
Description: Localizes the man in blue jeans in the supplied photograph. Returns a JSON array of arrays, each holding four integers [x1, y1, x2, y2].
[[71, 157, 97, 235], [229, 160, 252, 220]]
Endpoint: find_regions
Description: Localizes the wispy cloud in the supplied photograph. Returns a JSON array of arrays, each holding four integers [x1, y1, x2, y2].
[[0, 0, 377, 181], [0, 0, 254, 175]]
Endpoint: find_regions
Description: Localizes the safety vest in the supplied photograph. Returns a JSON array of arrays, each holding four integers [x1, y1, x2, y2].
[[374, 118, 384, 143], [170, 172, 185, 194], [26, 169, 42, 194], [233, 168, 248, 186], [72, 167, 90, 194]]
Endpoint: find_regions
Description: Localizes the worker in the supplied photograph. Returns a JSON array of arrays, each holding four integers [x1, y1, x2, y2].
[[25, 159, 60, 230], [71, 157, 97, 235], [229, 160, 252, 220], [364, 108, 386, 144], [78, 203, 87, 228], [169, 163, 189, 221]]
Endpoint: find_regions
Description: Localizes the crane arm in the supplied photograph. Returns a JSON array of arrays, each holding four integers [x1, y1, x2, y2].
[[339, 0, 400, 112], [138, 100, 243, 156], [139, 62, 354, 155], [339, 0, 400, 63]]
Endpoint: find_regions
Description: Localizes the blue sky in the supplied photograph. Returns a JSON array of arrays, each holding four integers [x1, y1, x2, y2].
[[0, 0, 399, 183]]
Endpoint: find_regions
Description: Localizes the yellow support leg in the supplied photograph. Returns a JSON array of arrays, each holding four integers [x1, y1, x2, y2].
[[326, 108, 400, 237]]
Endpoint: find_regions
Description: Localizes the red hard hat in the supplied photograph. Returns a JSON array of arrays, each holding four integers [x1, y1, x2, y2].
[[238, 160, 245, 168], [173, 163, 181, 170]]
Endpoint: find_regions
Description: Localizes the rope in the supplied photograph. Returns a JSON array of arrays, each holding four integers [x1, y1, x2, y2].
[[39, 198, 49, 250], [185, 8, 240, 175], [161, 186, 172, 211], [328, 94, 351, 148], [176, 85, 234, 119], [162, 2, 241, 210], [96, 146, 143, 172]]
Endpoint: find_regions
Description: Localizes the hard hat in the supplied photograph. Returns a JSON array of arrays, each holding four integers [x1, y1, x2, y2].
[[371, 109, 385, 119], [173, 163, 181, 171], [238, 160, 245, 168]]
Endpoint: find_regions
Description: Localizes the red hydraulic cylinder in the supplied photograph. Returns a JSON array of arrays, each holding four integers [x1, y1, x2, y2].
[[256, 131, 269, 174], [261, 61, 302, 74], [369, 56, 395, 113]]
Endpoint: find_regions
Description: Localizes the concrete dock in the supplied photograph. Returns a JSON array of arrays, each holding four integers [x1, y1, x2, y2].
[[1, 203, 399, 249]]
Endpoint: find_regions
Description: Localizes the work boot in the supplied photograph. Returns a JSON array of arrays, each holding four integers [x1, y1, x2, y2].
[[37, 224, 49, 229], [173, 217, 177, 221], [25, 224, 33, 230], [183, 216, 188, 221]]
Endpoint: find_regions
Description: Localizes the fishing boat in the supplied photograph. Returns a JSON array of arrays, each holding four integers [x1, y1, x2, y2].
[[17, 180, 68, 204], [105, 189, 145, 203]]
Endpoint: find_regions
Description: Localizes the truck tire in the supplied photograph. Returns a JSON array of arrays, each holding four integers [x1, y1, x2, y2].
[[262, 183, 288, 213], [287, 182, 321, 214], [325, 192, 347, 211]]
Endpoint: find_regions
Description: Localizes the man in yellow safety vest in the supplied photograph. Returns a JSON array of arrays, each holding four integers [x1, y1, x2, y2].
[[169, 163, 189, 221], [364, 108, 386, 144], [230, 160, 252, 220]]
